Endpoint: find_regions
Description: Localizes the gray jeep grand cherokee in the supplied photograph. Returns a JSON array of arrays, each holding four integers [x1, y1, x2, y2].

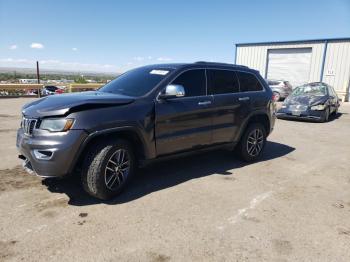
[[17, 62, 275, 199]]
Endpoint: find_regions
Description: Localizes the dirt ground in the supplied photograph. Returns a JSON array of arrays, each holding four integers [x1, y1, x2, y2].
[[0, 98, 350, 262]]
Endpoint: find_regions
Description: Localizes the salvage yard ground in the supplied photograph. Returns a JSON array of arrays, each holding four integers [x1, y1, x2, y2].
[[0, 98, 350, 261]]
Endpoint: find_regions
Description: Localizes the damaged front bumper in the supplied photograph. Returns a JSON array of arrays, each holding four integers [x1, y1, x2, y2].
[[276, 107, 326, 121], [16, 128, 88, 178]]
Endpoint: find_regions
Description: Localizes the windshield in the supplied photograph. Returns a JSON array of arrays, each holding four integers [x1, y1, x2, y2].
[[99, 67, 173, 97], [291, 83, 327, 97]]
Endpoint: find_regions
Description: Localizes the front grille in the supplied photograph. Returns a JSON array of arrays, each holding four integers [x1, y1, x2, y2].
[[21, 118, 38, 135]]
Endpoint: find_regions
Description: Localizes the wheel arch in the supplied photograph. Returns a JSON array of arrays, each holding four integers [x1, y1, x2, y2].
[[236, 112, 271, 142], [69, 127, 149, 174]]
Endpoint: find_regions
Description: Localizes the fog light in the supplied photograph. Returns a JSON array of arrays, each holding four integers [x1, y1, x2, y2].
[[33, 149, 54, 160]]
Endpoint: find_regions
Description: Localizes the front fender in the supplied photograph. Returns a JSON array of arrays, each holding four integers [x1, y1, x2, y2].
[[67, 125, 155, 174]]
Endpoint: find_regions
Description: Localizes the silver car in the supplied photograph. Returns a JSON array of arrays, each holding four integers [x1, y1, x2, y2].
[[266, 80, 293, 101]]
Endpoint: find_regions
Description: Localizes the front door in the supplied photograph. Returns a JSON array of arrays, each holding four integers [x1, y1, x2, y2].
[[155, 69, 213, 156]]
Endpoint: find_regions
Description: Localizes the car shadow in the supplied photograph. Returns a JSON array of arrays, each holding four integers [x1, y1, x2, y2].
[[42, 141, 295, 206], [329, 112, 344, 122]]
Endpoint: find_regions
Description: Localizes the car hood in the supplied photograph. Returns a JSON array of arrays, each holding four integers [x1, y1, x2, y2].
[[22, 91, 135, 117], [284, 94, 328, 106]]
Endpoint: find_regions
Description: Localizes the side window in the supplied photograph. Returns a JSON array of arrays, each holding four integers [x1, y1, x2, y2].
[[236, 71, 263, 92], [171, 69, 206, 97], [207, 69, 239, 95]]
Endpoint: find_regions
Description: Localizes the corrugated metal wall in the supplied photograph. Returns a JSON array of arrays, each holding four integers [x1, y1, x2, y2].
[[236, 40, 350, 100], [323, 41, 350, 96]]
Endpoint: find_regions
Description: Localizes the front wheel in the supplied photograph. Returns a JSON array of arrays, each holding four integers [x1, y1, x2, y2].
[[81, 139, 136, 200], [320, 107, 330, 122], [237, 123, 266, 162]]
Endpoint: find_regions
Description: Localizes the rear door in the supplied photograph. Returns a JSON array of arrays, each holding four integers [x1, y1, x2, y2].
[[155, 69, 213, 155], [236, 71, 266, 111], [207, 69, 243, 143]]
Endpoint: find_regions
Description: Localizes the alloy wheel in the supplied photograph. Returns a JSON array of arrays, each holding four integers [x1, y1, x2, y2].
[[246, 129, 264, 157], [104, 149, 130, 190]]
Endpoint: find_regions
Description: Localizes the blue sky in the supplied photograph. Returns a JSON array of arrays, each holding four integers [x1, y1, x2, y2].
[[0, 0, 349, 73]]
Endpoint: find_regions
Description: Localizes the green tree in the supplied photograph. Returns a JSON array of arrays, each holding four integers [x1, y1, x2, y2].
[[74, 76, 87, 83]]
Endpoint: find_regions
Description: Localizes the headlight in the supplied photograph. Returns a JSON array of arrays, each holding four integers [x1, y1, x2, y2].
[[311, 104, 326, 111], [39, 118, 74, 132], [281, 104, 287, 108]]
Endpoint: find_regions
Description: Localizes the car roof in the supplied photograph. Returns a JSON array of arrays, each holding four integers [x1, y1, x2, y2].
[[143, 61, 255, 72]]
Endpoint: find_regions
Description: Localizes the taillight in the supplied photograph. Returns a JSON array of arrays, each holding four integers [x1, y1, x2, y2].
[[272, 93, 278, 102]]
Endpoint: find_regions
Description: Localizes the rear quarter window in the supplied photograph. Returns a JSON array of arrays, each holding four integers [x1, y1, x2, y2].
[[237, 72, 264, 92]]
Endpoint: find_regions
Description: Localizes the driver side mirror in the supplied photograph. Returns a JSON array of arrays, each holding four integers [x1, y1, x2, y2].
[[159, 84, 185, 99]]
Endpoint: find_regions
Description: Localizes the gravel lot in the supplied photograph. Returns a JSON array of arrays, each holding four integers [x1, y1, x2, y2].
[[0, 98, 350, 262]]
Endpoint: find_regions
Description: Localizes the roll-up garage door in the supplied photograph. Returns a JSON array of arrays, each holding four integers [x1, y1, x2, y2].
[[267, 48, 312, 88]]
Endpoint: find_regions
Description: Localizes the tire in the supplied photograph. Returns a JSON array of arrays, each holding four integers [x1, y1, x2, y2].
[[333, 106, 338, 116], [320, 107, 330, 122], [81, 139, 136, 200], [237, 123, 266, 162]]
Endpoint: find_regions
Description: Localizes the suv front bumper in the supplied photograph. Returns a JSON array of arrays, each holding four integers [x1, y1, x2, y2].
[[16, 128, 88, 177]]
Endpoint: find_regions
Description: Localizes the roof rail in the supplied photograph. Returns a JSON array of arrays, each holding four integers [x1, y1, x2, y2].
[[194, 61, 248, 68]]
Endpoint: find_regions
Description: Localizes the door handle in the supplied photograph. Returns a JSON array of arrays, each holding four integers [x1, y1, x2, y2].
[[238, 97, 250, 101], [198, 101, 212, 106]]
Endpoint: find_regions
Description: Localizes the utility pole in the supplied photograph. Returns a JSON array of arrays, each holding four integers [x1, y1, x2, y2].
[[36, 61, 41, 98]]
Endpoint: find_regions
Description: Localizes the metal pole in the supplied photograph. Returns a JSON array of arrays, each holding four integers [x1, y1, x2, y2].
[[234, 44, 237, 64], [320, 40, 328, 82], [36, 61, 41, 98]]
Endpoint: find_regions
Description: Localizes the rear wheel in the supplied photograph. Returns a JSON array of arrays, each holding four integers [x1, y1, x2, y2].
[[237, 123, 266, 162], [81, 139, 136, 200]]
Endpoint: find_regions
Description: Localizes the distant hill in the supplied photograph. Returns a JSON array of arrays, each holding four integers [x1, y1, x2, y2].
[[0, 67, 120, 82], [0, 67, 120, 77]]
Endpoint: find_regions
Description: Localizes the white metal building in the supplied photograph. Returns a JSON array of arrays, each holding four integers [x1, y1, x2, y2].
[[235, 38, 350, 101]]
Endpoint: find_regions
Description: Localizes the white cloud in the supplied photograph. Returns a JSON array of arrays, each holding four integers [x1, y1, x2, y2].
[[157, 57, 172, 61], [40, 59, 60, 64], [72, 47, 78, 51], [133, 56, 154, 62], [133, 56, 145, 61], [0, 58, 32, 63], [9, 45, 17, 50], [30, 43, 44, 49]]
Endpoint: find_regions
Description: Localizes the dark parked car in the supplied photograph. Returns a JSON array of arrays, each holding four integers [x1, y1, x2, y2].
[[276, 82, 340, 122], [17, 62, 275, 199], [41, 85, 59, 96], [266, 79, 293, 101]]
